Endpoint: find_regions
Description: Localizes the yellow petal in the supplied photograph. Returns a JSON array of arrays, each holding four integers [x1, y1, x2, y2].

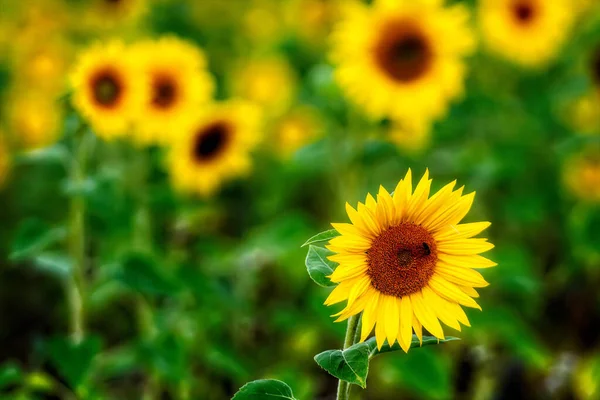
[[329, 263, 369, 282], [411, 290, 445, 339], [438, 254, 497, 269], [347, 275, 372, 307], [412, 313, 423, 344], [422, 286, 461, 331], [398, 295, 413, 352], [458, 285, 480, 298], [427, 191, 476, 233], [375, 314, 387, 350], [405, 169, 431, 221], [413, 180, 457, 225], [382, 295, 400, 346], [437, 238, 495, 255], [435, 221, 491, 241], [360, 290, 380, 342], [435, 263, 489, 288], [428, 275, 482, 310]]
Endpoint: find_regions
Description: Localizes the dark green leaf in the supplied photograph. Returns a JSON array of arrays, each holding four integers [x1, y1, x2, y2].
[[305, 245, 336, 287], [10, 219, 67, 261], [46, 335, 101, 389], [301, 229, 339, 247], [116, 253, 180, 296], [315, 335, 460, 388], [232, 379, 297, 400], [0, 362, 22, 389]]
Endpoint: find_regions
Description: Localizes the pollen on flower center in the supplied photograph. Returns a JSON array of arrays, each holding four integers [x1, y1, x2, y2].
[[512, 1, 535, 24], [374, 20, 432, 83], [192, 121, 230, 162], [367, 223, 437, 297], [152, 74, 178, 109], [90, 68, 122, 108]]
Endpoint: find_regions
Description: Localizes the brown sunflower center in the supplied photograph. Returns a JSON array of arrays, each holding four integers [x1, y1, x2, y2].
[[374, 20, 432, 83], [512, 1, 536, 24], [90, 68, 122, 108], [192, 121, 230, 162], [367, 223, 437, 297], [152, 74, 178, 109]]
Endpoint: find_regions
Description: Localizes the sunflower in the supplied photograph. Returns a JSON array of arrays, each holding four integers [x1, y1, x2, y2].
[[132, 37, 215, 145], [330, 0, 475, 126], [566, 92, 600, 136], [71, 40, 145, 140], [564, 151, 600, 202], [325, 170, 495, 352], [271, 106, 323, 158], [479, 0, 574, 68], [167, 101, 261, 196]]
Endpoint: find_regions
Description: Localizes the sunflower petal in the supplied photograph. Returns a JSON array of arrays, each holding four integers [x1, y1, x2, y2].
[[411, 290, 445, 339]]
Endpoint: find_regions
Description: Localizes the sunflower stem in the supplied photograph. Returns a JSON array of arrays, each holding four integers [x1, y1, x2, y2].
[[336, 314, 361, 400], [67, 122, 90, 344]]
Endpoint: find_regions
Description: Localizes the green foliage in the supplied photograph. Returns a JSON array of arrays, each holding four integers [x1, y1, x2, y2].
[[232, 379, 297, 400], [315, 336, 460, 388], [301, 229, 340, 247], [305, 245, 337, 287], [116, 252, 181, 296], [45, 336, 101, 390], [10, 219, 66, 262]]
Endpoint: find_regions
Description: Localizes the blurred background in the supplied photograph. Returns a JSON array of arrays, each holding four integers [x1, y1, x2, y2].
[[1, 0, 600, 399]]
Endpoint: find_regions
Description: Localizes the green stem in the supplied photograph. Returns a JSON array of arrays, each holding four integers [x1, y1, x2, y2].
[[67, 124, 89, 344], [336, 314, 360, 400]]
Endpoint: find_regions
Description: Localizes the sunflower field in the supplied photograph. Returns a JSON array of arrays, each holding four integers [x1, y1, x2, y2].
[[1, 0, 600, 399]]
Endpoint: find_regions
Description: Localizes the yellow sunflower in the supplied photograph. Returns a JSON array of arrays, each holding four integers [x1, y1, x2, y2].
[[564, 151, 600, 202], [330, 0, 475, 125], [325, 170, 495, 351], [565, 92, 600, 136], [71, 40, 145, 140], [167, 101, 261, 197], [479, 0, 574, 68], [132, 37, 215, 145]]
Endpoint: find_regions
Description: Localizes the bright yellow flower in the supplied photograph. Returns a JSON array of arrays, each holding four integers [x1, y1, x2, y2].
[[4, 90, 62, 150], [564, 151, 600, 202], [479, 0, 575, 68], [230, 57, 297, 117], [330, 0, 475, 126], [272, 106, 323, 158], [167, 101, 262, 197], [132, 37, 215, 145], [70, 40, 146, 140], [325, 170, 495, 351]]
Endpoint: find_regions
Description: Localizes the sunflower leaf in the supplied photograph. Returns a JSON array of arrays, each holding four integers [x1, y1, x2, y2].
[[314, 335, 460, 388], [305, 245, 337, 287], [232, 379, 297, 400], [301, 229, 340, 247]]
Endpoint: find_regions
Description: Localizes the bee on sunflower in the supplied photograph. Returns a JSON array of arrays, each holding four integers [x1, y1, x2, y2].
[[70, 40, 146, 140], [167, 101, 261, 197], [132, 37, 215, 145], [478, 0, 574, 68], [330, 0, 475, 127], [325, 170, 495, 351]]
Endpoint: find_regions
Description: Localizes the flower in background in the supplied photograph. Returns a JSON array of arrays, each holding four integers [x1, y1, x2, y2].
[[0, 132, 10, 188], [167, 101, 261, 197], [132, 37, 215, 145], [284, 0, 340, 48], [230, 57, 297, 118], [78, 0, 147, 31], [4, 90, 62, 150], [271, 106, 323, 158], [386, 119, 431, 154], [325, 170, 495, 351], [565, 92, 600, 136], [564, 151, 600, 202], [70, 40, 145, 140], [330, 0, 475, 128], [479, 0, 574, 68]]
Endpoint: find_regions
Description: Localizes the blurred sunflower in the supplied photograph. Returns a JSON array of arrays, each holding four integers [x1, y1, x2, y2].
[[386, 119, 431, 154], [4, 91, 62, 150], [566, 92, 600, 135], [564, 151, 600, 202], [0, 132, 10, 187], [271, 106, 323, 158], [167, 101, 261, 196], [230, 57, 297, 118], [325, 170, 495, 351], [330, 0, 475, 126], [79, 0, 147, 31], [71, 40, 145, 140], [132, 37, 215, 145], [479, 0, 574, 68]]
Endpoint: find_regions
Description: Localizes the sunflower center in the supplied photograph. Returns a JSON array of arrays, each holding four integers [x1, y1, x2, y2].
[[192, 121, 230, 162], [367, 223, 437, 297], [152, 75, 178, 109], [91, 69, 122, 108], [512, 1, 535, 24], [374, 20, 432, 83]]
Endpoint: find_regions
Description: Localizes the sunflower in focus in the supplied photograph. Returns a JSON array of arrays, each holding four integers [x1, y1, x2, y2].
[[167, 101, 261, 197], [132, 37, 215, 145], [325, 170, 495, 351], [564, 151, 600, 202], [479, 0, 574, 68], [71, 40, 145, 140], [330, 0, 475, 125]]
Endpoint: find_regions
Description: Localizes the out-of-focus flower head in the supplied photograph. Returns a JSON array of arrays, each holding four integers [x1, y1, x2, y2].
[[386, 119, 431, 154], [167, 101, 262, 197], [564, 149, 600, 202], [283, 0, 342, 48], [74, 0, 148, 33], [131, 37, 215, 146], [271, 106, 323, 158], [243, 0, 285, 46], [478, 0, 575, 68], [565, 92, 600, 136]]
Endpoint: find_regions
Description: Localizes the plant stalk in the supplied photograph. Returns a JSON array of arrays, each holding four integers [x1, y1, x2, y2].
[[336, 314, 361, 400]]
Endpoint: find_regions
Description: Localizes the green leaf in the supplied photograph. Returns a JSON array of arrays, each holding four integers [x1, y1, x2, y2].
[[116, 253, 180, 296], [10, 219, 67, 261], [301, 229, 339, 247], [31, 253, 72, 278], [0, 362, 23, 389], [305, 245, 337, 287], [45, 335, 101, 389], [15, 144, 70, 166], [314, 335, 459, 388], [232, 379, 297, 400]]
